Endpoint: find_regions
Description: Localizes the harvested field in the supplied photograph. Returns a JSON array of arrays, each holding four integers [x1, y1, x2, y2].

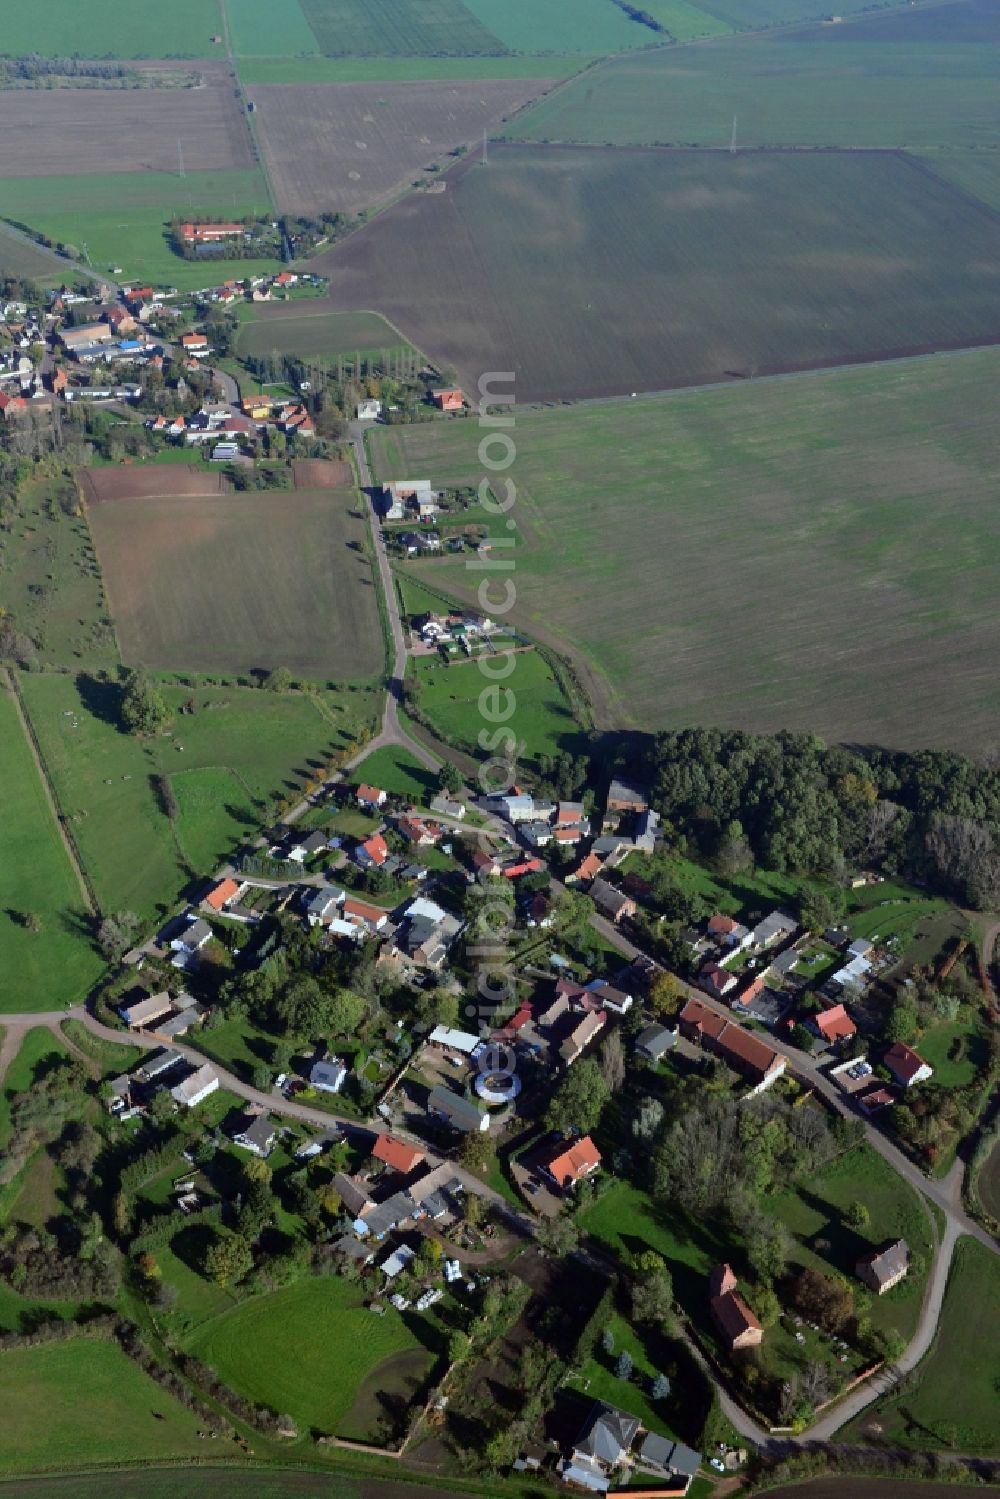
[[371, 346, 1000, 752], [314, 144, 1000, 402], [248, 79, 554, 215], [88, 486, 383, 678], [292, 457, 353, 487], [0, 85, 254, 178], [80, 466, 230, 503]]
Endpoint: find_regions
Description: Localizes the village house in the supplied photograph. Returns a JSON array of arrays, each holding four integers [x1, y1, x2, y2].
[[590, 877, 636, 925], [341, 897, 389, 936], [884, 1041, 934, 1088], [431, 388, 464, 411], [356, 398, 382, 421], [635, 1022, 677, 1065], [567, 850, 606, 885], [679, 998, 787, 1092], [202, 876, 244, 914], [709, 1263, 764, 1351], [355, 831, 390, 870], [310, 1056, 348, 1093], [232, 1111, 277, 1158], [392, 895, 462, 970], [304, 886, 346, 928], [381, 478, 438, 521], [559, 1008, 607, 1066], [430, 792, 465, 820], [541, 1135, 602, 1191], [427, 1085, 489, 1134], [856, 1238, 909, 1294], [698, 961, 738, 1000], [169, 1063, 219, 1109], [118, 990, 174, 1029], [561, 1403, 641, 1491], [178, 222, 246, 244], [635, 1433, 702, 1490], [811, 1002, 857, 1046], [356, 783, 387, 810], [288, 830, 328, 865], [605, 778, 649, 815], [372, 1133, 426, 1176]]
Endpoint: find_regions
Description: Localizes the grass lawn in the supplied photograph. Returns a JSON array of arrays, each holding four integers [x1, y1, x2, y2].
[[0, 1029, 71, 1150], [847, 1236, 1000, 1451], [236, 308, 416, 365], [409, 649, 582, 769], [186, 1275, 433, 1433], [918, 1018, 989, 1090], [0, 0, 223, 57], [349, 744, 438, 802], [0, 1338, 208, 1473], [370, 347, 1000, 751], [580, 1180, 725, 1314], [0, 684, 103, 1013], [0, 1281, 82, 1335], [765, 1143, 934, 1341], [0, 170, 276, 289], [565, 1313, 682, 1442], [21, 672, 380, 919], [190, 1016, 279, 1084], [0, 224, 64, 282]]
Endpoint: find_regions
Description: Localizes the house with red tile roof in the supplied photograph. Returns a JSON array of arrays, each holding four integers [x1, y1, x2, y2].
[[178, 222, 245, 243], [812, 1003, 856, 1046], [709, 1264, 763, 1351], [679, 998, 786, 1092], [342, 897, 389, 933], [372, 1133, 425, 1176], [356, 784, 386, 809], [355, 832, 389, 869], [567, 850, 604, 885], [698, 961, 738, 1001], [542, 1135, 602, 1191], [203, 877, 241, 913], [884, 1041, 933, 1088], [431, 388, 464, 412]]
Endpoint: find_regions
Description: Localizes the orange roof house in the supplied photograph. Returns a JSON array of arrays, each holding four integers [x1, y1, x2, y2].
[[542, 1135, 602, 1190], [884, 1041, 933, 1088], [181, 332, 208, 349], [568, 851, 604, 885], [679, 998, 786, 1091], [357, 832, 389, 868], [204, 877, 240, 912], [814, 1003, 856, 1044], [432, 388, 464, 412], [709, 1264, 763, 1350], [356, 784, 386, 808], [178, 222, 245, 243], [372, 1133, 425, 1176]]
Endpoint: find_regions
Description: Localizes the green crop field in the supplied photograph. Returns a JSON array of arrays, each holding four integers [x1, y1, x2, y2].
[[87, 486, 383, 679], [186, 1277, 433, 1434], [317, 145, 1000, 402], [0, 685, 102, 1014], [297, 0, 506, 56], [20, 673, 380, 918], [849, 1237, 1000, 1451], [0, 0, 224, 58], [461, 0, 656, 52], [225, 0, 321, 56], [0, 226, 62, 282], [0, 1338, 207, 1473], [918, 148, 1000, 212], [409, 649, 582, 768], [236, 308, 415, 363], [0, 170, 276, 290], [799, 0, 1000, 42], [695, 0, 906, 27], [371, 347, 1000, 751], [634, 0, 732, 38], [237, 54, 590, 81], [505, 40, 1000, 149]]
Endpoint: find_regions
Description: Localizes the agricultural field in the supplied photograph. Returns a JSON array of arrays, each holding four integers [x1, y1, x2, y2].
[[0, 1338, 207, 1474], [223, 0, 321, 57], [297, 0, 507, 56], [849, 1237, 1000, 1451], [20, 672, 380, 918], [236, 306, 415, 364], [0, 1474, 464, 1499], [186, 1277, 435, 1435], [0, 685, 103, 1013], [0, 85, 255, 180], [460, 0, 660, 52], [315, 145, 1000, 402], [918, 148, 1000, 213], [86, 481, 383, 679], [0, 0, 224, 58], [694, 0, 907, 27], [349, 743, 438, 801], [0, 169, 276, 289], [503, 39, 1000, 149], [801, 0, 1000, 42], [370, 346, 1000, 750], [629, 0, 732, 38], [408, 649, 583, 768], [248, 79, 554, 216]]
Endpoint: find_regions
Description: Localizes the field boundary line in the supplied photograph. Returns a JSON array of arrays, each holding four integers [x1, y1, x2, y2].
[[76, 475, 126, 668], [2, 668, 96, 916]]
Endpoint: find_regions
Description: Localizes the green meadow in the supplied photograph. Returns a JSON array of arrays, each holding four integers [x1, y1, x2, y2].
[[0, 0, 224, 58], [237, 54, 588, 81], [0, 170, 277, 289], [0, 685, 103, 1013]]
